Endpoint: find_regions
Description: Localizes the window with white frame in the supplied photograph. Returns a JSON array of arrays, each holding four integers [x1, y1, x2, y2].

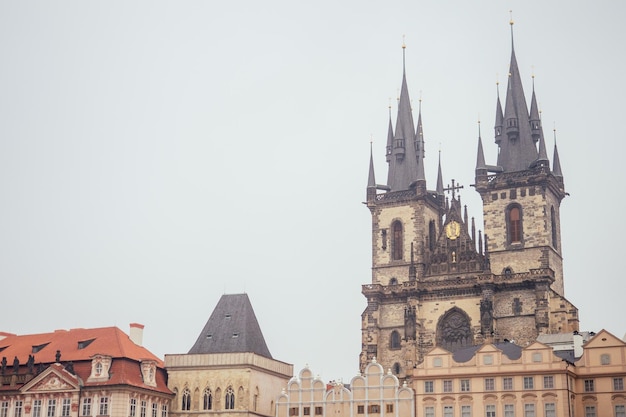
[[15, 401, 23, 417], [461, 405, 471, 417], [152, 403, 158, 417], [584, 406, 596, 417], [140, 401, 146, 417], [523, 376, 534, 390], [443, 406, 454, 417], [161, 405, 167, 417], [99, 397, 109, 416], [443, 380, 453, 393], [424, 380, 434, 393], [584, 379, 595, 392], [486, 404, 496, 417], [47, 400, 57, 417], [33, 400, 42, 417], [130, 399, 137, 417], [504, 404, 514, 417], [82, 398, 92, 417], [615, 378, 625, 391], [524, 404, 535, 417], [616, 405, 626, 417], [424, 407, 434, 417], [544, 403, 555, 417], [485, 378, 495, 391], [1, 402, 8, 417], [62, 399, 71, 417], [503, 377, 513, 390], [543, 375, 554, 389], [460, 379, 470, 392]]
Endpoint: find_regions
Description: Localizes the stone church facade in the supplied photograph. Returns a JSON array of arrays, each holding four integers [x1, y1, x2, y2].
[[360, 24, 579, 378]]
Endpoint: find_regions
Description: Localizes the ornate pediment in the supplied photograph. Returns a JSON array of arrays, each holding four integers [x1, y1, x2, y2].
[[20, 364, 80, 393]]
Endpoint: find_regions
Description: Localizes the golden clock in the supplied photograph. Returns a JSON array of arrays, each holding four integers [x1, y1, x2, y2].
[[445, 220, 460, 240]]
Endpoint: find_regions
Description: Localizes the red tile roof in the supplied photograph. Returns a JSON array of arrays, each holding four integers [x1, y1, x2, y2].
[[0, 327, 163, 366], [0, 327, 172, 395]]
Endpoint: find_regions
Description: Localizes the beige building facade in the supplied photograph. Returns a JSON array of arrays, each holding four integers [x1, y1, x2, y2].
[[165, 294, 292, 417], [404, 329, 626, 417], [276, 360, 413, 417]]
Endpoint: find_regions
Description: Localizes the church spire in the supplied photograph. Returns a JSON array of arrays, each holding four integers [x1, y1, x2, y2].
[[386, 42, 421, 192], [498, 18, 539, 172], [416, 97, 426, 184], [436, 150, 444, 196], [552, 128, 563, 178]]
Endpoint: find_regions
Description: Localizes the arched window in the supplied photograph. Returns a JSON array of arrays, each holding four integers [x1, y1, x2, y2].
[[224, 387, 235, 410], [181, 389, 191, 411], [507, 205, 522, 244], [390, 330, 401, 350], [389, 277, 398, 286], [392, 221, 403, 260], [203, 388, 212, 410], [551, 206, 558, 249], [393, 362, 401, 375]]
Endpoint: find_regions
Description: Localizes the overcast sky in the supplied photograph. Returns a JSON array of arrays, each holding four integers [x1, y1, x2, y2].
[[1, 1, 624, 384]]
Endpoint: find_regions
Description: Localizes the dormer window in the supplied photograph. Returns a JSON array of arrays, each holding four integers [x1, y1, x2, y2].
[[88, 355, 112, 382], [141, 360, 157, 387]]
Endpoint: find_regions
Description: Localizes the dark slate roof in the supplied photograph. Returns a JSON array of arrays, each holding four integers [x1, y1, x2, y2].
[[452, 342, 523, 363], [188, 294, 272, 359]]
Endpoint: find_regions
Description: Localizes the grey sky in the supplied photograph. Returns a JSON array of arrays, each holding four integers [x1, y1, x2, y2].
[[1, 1, 624, 383]]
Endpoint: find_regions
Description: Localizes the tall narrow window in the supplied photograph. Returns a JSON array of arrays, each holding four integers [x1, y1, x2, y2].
[[390, 331, 401, 350], [99, 398, 108, 416], [82, 399, 92, 417], [47, 400, 56, 417], [140, 401, 146, 417], [1, 402, 8, 417], [15, 402, 23, 417], [551, 206, 558, 249], [62, 400, 71, 417], [392, 221, 403, 260], [181, 389, 191, 411], [203, 388, 213, 410], [33, 400, 42, 417], [130, 399, 137, 417], [508, 206, 522, 243], [429, 220, 436, 251], [225, 387, 235, 410], [152, 404, 158, 417]]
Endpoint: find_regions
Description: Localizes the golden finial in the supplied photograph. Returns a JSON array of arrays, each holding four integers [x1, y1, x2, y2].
[[419, 90, 423, 103], [402, 34, 406, 49], [370, 134, 373, 145], [509, 10, 514, 26], [532, 65, 535, 79]]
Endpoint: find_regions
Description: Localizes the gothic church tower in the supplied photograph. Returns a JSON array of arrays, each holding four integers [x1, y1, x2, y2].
[[361, 28, 578, 378]]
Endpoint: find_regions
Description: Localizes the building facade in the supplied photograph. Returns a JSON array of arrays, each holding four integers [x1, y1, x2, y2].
[[276, 360, 414, 417], [361, 22, 579, 377], [0, 325, 173, 417], [165, 294, 292, 417]]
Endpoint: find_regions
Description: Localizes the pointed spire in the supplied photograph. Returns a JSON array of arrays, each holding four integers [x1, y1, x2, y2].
[[386, 41, 421, 191], [367, 141, 376, 188], [476, 120, 487, 171], [416, 97, 426, 183], [436, 150, 444, 196], [494, 80, 504, 146], [552, 127, 563, 178], [385, 105, 393, 163], [498, 17, 539, 172]]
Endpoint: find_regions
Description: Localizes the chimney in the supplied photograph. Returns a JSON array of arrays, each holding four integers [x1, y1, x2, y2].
[[129, 323, 144, 346]]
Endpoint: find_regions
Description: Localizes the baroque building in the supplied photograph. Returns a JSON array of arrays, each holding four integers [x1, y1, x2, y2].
[[360, 22, 579, 377], [0, 325, 173, 417], [165, 294, 292, 417]]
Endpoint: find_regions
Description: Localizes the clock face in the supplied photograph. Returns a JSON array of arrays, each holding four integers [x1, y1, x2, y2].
[[445, 220, 461, 240]]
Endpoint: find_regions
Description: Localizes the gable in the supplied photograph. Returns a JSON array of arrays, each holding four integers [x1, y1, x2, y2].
[[21, 365, 80, 393], [583, 329, 626, 349]]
